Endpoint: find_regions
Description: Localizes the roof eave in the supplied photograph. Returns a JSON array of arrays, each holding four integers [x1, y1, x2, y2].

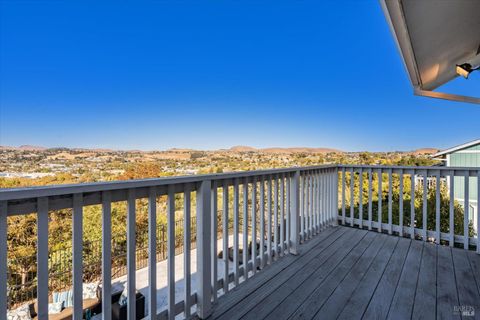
[[379, 0, 480, 105], [431, 139, 480, 158]]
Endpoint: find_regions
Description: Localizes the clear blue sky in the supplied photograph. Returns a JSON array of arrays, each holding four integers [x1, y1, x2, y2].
[[1, 1, 479, 152]]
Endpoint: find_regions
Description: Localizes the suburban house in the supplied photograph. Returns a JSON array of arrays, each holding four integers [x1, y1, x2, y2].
[[433, 139, 480, 232]]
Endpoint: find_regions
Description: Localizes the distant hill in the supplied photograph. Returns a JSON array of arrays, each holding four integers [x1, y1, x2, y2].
[[0, 145, 48, 151], [229, 146, 342, 154], [410, 148, 439, 155], [73, 148, 114, 152], [0, 144, 438, 155], [261, 147, 342, 154], [19, 145, 48, 151], [167, 148, 196, 152], [230, 146, 258, 152]]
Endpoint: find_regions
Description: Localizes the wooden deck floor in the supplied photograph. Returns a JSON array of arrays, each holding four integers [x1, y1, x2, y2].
[[208, 226, 480, 320]]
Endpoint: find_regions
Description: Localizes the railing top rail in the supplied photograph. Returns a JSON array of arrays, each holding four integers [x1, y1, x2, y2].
[[337, 164, 480, 172], [0, 164, 338, 202]]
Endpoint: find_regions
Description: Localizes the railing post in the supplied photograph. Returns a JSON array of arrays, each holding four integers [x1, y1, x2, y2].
[[37, 197, 49, 319], [333, 167, 339, 226], [196, 179, 212, 318], [289, 170, 300, 255]]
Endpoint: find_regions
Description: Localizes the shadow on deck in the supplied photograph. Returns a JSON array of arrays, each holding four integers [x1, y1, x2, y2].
[[208, 226, 480, 320]]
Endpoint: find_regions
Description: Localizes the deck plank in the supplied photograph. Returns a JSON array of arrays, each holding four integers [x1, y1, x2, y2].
[[386, 239, 424, 320], [209, 226, 480, 320], [237, 228, 369, 320], [311, 234, 396, 320], [467, 250, 480, 296], [213, 227, 356, 320], [436, 245, 460, 320], [209, 226, 342, 319], [412, 243, 437, 320], [336, 236, 399, 320], [451, 248, 480, 318], [264, 230, 377, 320], [285, 232, 379, 320], [362, 237, 411, 320]]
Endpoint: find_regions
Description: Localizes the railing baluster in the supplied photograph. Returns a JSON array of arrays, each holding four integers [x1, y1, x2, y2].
[[251, 177, 257, 273], [267, 177, 272, 264], [319, 171, 325, 229], [167, 186, 175, 320], [211, 181, 218, 300], [306, 174, 309, 238], [102, 191, 112, 320], [280, 174, 285, 256], [304, 174, 308, 238], [290, 171, 300, 255], [243, 178, 249, 279], [359, 168, 363, 229], [464, 172, 469, 249], [222, 180, 229, 292], [183, 185, 191, 318], [334, 170, 338, 225], [315, 171, 319, 232], [233, 178, 240, 285], [411, 172, 415, 239], [259, 176, 265, 268], [37, 197, 49, 319], [449, 172, 455, 247], [368, 169, 373, 230], [332, 169, 337, 225], [324, 171, 329, 225], [342, 167, 346, 225], [350, 168, 354, 227], [310, 172, 314, 233], [399, 170, 404, 237], [286, 174, 291, 252], [72, 193, 83, 319], [435, 172, 441, 244], [378, 169, 382, 233], [331, 170, 335, 226], [327, 171, 331, 225], [301, 175, 305, 241], [422, 170, 428, 241], [388, 169, 393, 235], [0, 201, 6, 316], [314, 172, 318, 231], [308, 172, 313, 236], [274, 175, 279, 255], [324, 170, 330, 225]]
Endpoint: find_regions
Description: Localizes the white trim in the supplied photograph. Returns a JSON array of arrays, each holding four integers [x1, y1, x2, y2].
[[432, 139, 480, 158], [452, 150, 480, 154], [414, 88, 480, 105], [380, 0, 480, 104], [379, 0, 421, 87], [454, 198, 478, 204]]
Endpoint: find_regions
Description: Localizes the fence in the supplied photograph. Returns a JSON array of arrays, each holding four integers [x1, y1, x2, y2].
[[1, 164, 479, 319]]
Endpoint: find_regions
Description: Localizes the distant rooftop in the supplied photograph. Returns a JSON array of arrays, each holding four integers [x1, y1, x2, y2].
[[432, 139, 480, 158]]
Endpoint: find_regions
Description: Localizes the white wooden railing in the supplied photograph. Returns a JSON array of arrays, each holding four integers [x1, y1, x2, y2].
[[1, 164, 479, 319], [0, 165, 338, 319], [337, 165, 480, 251]]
